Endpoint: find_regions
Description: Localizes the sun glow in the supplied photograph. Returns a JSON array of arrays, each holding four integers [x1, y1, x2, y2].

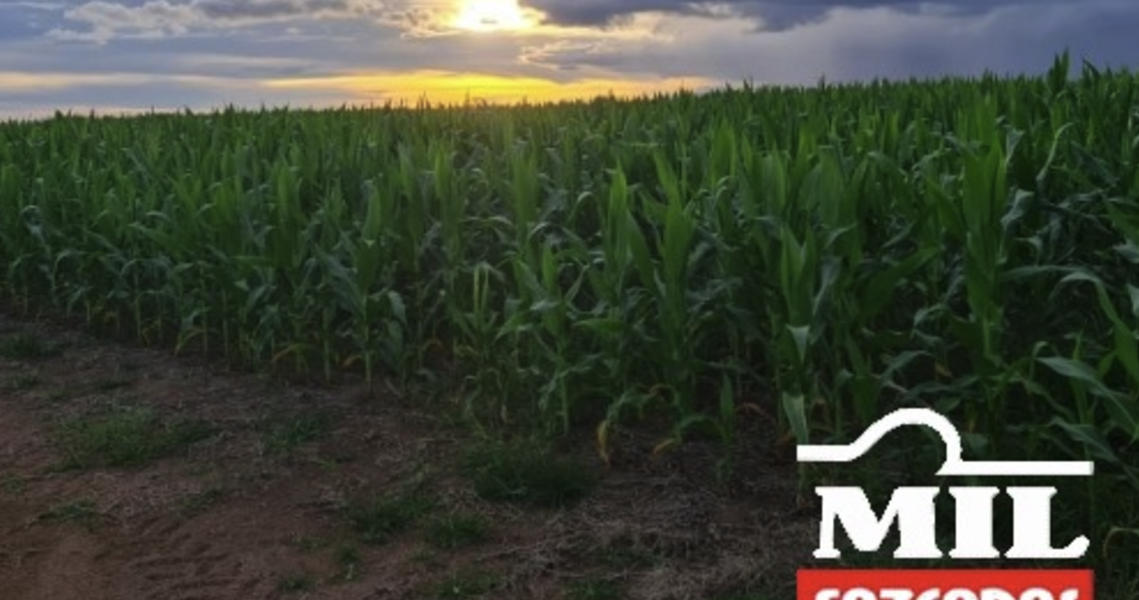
[[452, 0, 535, 32], [264, 70, 716, 107]]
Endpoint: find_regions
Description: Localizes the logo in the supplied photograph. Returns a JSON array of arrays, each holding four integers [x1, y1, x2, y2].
[[796, 408, 1095, 600]]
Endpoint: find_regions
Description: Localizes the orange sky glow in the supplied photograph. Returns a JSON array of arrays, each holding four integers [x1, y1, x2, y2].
[[262, 71, 718, 107]]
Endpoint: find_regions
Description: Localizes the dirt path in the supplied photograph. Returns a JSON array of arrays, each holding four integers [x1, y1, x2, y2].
[[0, 311, 813, 600]]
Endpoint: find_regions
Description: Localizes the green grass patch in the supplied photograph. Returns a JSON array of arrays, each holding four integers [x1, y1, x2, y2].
[[462, 439, 597, 508], [277, 572, 316, 594], [344, 489, 437, 545], [290, 534, 328, 553], [54, 402, 215, 469], [566, 578, 624, 600], [0, 333, 61, 360], [2, 471, 27, 495], [45, 389, 70, 404], [434, 570, 500, 599], [259, 411, 333, 457], [174, 487, 225, 517], [411, 548, 445, 569], [39, 499, 99, 527], [335, 543, 361, 582], [90, 376, 134, 393], [3, 371, 41, 391], [426, 513, 489, 549]]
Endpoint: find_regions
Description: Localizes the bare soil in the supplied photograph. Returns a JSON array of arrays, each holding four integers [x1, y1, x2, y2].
[[0, 311, 815, 600]]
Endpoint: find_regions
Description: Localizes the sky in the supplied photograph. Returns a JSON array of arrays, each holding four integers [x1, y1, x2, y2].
[[0, 0, 1137, 118]]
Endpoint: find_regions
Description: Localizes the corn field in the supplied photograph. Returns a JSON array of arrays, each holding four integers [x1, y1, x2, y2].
[[1, 53, 1138, 490]]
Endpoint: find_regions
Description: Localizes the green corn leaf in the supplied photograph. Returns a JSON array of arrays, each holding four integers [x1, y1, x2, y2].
[[787, 324, 811, 365], [1038, 356, 1139, 440], [781, 392, 809, 445]]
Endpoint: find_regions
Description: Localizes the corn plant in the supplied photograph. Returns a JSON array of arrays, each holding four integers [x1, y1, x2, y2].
[[0, 54, 1136, 510]]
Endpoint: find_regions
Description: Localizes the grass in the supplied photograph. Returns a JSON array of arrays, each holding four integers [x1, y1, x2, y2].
[[45, 389, 70, 403], [1089, 491, 1139, 599], [3, 371, 40, 391], [1, 471, 27, 495], [434, 570, 500, 599], [174, 486, 225, 517], [54, 402, 216, 469], [290, 534, 328, 553], [344, 488, 437, 545], [335, 543, 361, 582], [90, 376, 134, 393], [462, 439, 597, 508], [277, 573, 316, 594], [259, 411, 333, 457], [426, 513, 489, 549], [39, 499, 100, 528], [411, 548, 446, 569], [0, 334, 60, 360], [566, 578, 624, 600]]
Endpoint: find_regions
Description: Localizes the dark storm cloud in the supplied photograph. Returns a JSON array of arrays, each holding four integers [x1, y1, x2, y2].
[[195, 0, 379, 21], [196, 0, 329, 20], [522, 0, 1014, 28], [43, 0, 390, 42], [521, 0, 1139, 85], [521, 0, 704, 27]]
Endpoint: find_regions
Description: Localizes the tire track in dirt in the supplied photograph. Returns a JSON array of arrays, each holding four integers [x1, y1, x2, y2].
[[29, 533, 108, 600], [105, 504, 267, 600]]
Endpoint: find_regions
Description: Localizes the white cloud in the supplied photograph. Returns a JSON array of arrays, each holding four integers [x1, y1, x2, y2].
[[49, 1, 200, 42]]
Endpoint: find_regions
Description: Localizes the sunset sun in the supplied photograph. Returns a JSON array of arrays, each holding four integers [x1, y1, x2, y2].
[[452, 0, 536, 32]]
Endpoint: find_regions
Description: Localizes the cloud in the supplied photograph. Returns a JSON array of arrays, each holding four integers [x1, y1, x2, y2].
[[520, 40, 625, 71], [0, 67, 361, 120], [0, 1, 68, 12], [517, 1, 1139, 84], [194, 0, 387, 21], [169, 53, 321, 78], [374, 6, 457, 38], [521, 0, 706, 27], [45, 0, 572, 43], [0, 70, 239, 95], [48, 1, 201, 42], [518, 0, 1033, 29], [46, 0, 391, 42]]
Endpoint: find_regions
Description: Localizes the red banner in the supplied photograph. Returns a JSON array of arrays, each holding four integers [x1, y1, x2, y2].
[[797, 569, 1094, 600]]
